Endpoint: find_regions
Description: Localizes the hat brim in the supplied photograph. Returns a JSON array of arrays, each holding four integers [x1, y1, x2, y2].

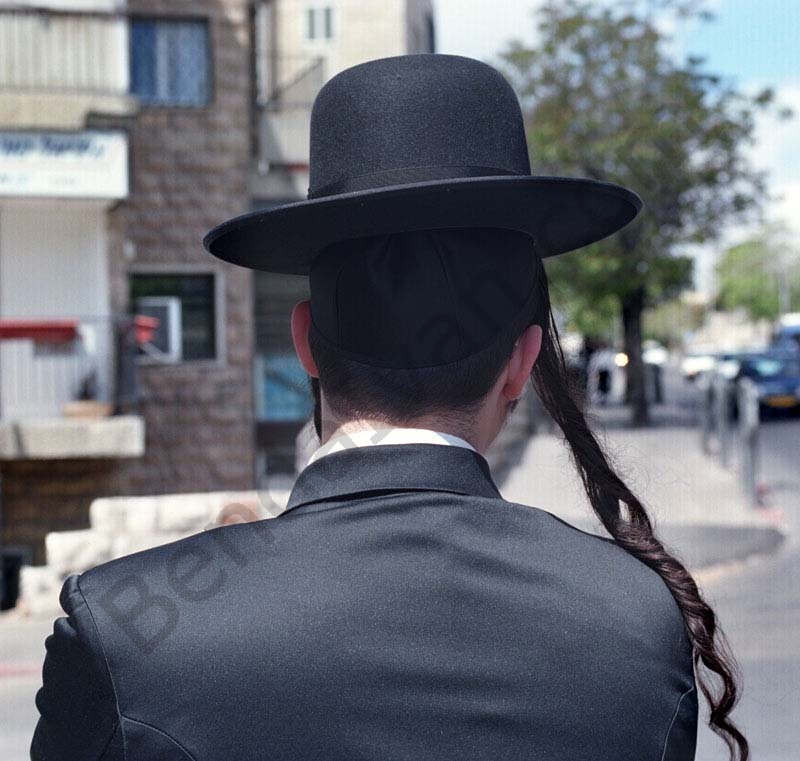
[[203, 175, 642, 275]]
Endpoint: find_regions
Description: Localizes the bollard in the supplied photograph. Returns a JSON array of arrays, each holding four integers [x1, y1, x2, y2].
[[698, 373, 714, 454], [737, 377, 761, 507], [712, 372, 734, 468]]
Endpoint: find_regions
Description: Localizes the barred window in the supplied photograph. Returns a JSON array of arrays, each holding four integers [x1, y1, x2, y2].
[[130, 273, 217, 361], [131, 18, 211, 106]]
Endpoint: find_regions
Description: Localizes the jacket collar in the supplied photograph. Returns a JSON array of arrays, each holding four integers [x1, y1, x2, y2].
[[284, 443, 502, 514]]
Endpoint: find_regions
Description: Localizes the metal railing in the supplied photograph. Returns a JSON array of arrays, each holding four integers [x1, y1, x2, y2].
[[699, 369, 762, 507], [0, 315, 140, 421], [255, 54, 326, 170]]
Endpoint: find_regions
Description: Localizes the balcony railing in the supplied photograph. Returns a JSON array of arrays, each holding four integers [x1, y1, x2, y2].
[[0, 315, 141, 421], [0, 7, 129, 98], [255, 55, 326, 171]]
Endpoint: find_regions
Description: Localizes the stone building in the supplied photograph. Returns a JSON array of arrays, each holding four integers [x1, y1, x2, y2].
[[0, 0, 254, 585], [109, 0, 255, 497], [0, 0, 435, 604]]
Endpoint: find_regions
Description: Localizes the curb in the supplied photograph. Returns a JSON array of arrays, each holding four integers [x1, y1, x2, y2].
[[536, 509, 789, 575], [659, 521, 788, 572]]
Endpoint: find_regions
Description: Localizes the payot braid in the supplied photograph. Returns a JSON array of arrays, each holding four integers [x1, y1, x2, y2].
[[530, 265, 749, 761]]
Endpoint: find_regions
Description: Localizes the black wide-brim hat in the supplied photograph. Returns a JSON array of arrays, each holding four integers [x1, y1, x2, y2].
[[204, 54, 642, 274]]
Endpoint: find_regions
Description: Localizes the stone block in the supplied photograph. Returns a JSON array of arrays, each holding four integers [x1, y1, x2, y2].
[[18, 566, 63, 617], [0, 415, 145, 460], [89, 497, 128, 534], [124, 500, 160, 536], [45, 529, 113, 575]]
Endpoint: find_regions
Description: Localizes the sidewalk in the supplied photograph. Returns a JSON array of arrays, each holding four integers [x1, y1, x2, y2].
[[500, 402, 788, 571]]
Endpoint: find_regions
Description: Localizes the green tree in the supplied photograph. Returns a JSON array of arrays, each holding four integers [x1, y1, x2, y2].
[[498, 0, 787, 424], [716, 225, 800, 320]]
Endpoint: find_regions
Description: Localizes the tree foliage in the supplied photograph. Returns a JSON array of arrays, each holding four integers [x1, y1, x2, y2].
[[496, 0, 786, 421], [716, 225, 800, 320]]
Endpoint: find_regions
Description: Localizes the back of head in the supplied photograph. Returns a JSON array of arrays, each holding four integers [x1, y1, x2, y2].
[[307, 227, 546, 422]]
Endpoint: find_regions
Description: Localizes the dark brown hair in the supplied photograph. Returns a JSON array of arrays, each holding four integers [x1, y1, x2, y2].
[[529, 258, 748, 761], [309, 253, 748, 760]]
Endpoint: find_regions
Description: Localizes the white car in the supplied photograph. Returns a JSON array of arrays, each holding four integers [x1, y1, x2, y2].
[[643, 340, 669, 366], [681, 352, 716, 382]]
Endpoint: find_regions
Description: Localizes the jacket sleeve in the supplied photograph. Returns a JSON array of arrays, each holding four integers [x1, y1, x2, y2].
[[661, 681, 699, 761], [31, 574, 124, 761]]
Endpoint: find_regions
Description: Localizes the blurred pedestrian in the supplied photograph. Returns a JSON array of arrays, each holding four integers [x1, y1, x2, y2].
[[577, 335, 597, 392], [589, 342, 616, 405]]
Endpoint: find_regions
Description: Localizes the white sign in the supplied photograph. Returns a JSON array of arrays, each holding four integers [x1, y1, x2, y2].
[[0, 130, 129, 199]]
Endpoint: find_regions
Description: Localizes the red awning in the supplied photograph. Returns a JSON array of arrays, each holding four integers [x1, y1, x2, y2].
[[0, 320, 79, 343]]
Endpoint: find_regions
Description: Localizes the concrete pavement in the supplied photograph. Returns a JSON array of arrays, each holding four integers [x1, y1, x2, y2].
[[691, 412, 800, 761], [0, 615, 50, 761], [500, 387, 788, 572]]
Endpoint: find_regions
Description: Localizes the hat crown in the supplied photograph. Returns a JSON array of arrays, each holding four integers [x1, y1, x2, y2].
[[308, 54, 532, 199]]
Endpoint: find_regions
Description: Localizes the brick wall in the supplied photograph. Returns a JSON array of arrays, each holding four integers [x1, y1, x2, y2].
[[112, 0, 256, 496], [1, 459, 129, 565]]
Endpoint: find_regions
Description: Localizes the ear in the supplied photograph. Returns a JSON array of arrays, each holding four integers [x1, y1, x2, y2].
[[501, 323, 542, 401], [290, 300, 319, 377]]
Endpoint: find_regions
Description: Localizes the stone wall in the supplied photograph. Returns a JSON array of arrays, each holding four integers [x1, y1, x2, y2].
[[111, 0, 256, 497], [19, 488, 290, 616]]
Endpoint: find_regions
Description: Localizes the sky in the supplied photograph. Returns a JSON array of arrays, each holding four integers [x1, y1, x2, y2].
[[434, 0, 800, 295]]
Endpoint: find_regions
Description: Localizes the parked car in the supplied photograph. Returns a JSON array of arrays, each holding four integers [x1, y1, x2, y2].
[[735, 352, 800, 414], [681, 350, 716, 382]]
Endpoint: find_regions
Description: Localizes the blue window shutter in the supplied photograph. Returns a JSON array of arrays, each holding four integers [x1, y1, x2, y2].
[[130, 20, 157, 102], [170, 22, 210, 105], [130, 19, 209, 106]]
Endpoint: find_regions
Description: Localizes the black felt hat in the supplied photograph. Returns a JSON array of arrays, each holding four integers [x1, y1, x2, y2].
[[203, 53, 641, 274]]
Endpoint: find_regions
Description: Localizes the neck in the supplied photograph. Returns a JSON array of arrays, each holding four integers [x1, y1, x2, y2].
[[317, 392, 509, 455], [320, 414, 488, 454]]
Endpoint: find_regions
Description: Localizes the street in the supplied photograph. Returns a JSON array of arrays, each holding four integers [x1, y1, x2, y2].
[[647, 364, 800, 759], [694, 413, 800, 760], [1, 369, 798, 760]]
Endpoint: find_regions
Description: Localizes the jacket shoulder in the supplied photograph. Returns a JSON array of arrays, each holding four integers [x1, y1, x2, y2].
[[76, 519, 276, 654], [79, 518, 276, 590], [499, 498, 692, 653]]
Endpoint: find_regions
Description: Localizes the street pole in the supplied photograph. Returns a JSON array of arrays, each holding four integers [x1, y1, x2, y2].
[[737, 377, 761, 507], [713, 371, 732, 468]]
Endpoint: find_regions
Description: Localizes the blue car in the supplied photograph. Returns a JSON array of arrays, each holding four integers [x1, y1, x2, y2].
[[736, 352, 800, 415]]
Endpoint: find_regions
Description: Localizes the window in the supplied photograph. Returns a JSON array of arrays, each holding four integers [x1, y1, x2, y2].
[[742, 357, 800, 379], [425, 13, 436, 54], [304, 5, 334, 41], [130, 18, 211, 106], [130, 274, 218, 361]]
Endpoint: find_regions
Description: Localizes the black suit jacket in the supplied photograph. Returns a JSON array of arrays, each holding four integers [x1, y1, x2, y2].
[[32, 443, 697, 760]]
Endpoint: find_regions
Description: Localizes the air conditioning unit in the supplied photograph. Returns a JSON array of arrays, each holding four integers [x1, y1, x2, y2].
[[134, 296, 182, 363]]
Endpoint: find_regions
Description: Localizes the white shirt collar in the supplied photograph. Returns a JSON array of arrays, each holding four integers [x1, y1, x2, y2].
[[307, 426, 476, 466]]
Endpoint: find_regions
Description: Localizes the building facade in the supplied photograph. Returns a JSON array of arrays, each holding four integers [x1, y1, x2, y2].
[[0, 0, 255, 577], [110, 0, 255, 497], [251, 0, 435, 474], [0, 0, 435, 595]]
